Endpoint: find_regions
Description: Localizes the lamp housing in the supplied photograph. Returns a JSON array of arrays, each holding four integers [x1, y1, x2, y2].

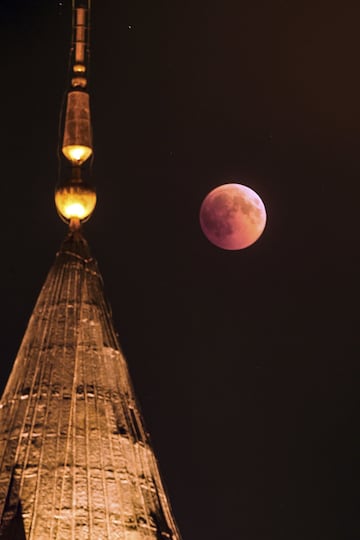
[[55, 167, 96, 224], [62, 90, 93, 166]]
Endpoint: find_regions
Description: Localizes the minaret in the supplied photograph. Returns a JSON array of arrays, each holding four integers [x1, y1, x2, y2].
[[0, 2, 182, 539]]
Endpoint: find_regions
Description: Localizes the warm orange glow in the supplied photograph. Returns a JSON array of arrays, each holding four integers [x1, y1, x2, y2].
[[73, 64, 86, 73], [71, 77, 87, 88], [62, 144, 93, 165], [55, 185, 96, 221]]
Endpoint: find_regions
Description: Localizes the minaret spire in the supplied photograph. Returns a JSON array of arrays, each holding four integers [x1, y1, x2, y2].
[[55, 0, 96, 231], [0, 4, 183, 538]]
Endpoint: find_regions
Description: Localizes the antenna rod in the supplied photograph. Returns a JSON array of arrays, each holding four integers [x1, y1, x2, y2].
[[70, 0, 91, 88]]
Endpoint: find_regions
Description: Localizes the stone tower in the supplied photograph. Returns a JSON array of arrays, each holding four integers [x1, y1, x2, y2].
[[0, 2, 182, 539]]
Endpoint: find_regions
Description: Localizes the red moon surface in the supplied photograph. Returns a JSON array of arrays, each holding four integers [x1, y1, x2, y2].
[[200, 183, 267, 250]]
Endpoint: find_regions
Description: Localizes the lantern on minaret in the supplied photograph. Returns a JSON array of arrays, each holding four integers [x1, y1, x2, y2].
[[55, 0, 96, 229]]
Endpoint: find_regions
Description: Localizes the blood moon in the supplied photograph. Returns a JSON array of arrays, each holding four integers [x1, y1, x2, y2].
[[199, 183, 266, 250]]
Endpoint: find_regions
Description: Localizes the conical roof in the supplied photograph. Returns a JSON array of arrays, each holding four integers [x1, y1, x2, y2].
[[0, 232, 181, 539]]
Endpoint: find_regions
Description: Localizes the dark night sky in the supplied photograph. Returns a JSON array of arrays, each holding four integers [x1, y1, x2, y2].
[[1, 1, 360, 538]]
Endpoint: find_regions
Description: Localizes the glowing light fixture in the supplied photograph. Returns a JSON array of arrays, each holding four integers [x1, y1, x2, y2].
[[73, 64, 86, 73], [62, 91, 93, 165], [63, 144, 92, 164], [55, 183, 96, 222]]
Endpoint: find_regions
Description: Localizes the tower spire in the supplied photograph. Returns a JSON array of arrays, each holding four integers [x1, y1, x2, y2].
[[0, 4, 183, 538], [55, 0, 96, 231], [0, 233, 182, 538]]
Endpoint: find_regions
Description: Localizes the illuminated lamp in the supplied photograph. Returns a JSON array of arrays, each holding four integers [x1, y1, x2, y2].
[[55, 169, 96, 228], [73, 64, 86, 73], [62, 90, 93, 165]]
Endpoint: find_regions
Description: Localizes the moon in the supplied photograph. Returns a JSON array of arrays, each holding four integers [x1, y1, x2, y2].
[[199, 183, 267, 250]]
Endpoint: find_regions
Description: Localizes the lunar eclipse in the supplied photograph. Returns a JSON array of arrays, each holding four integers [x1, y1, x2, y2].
[[200, 183, 267, 250]]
